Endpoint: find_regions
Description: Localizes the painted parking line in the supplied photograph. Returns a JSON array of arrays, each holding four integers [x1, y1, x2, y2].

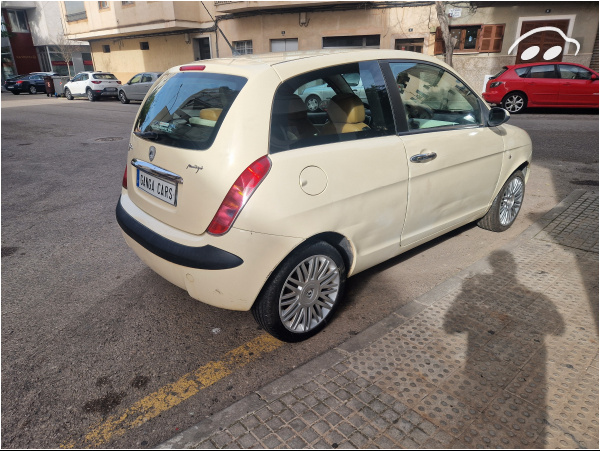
[[61, 334, 283, 448]]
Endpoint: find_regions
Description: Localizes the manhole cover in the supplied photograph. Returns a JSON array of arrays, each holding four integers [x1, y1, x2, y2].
[[94, 137, 124, 142]]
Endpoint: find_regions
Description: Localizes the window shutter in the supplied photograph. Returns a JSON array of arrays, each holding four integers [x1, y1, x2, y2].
[[479, 24, 505, 53], [434, 27, 445, 55]]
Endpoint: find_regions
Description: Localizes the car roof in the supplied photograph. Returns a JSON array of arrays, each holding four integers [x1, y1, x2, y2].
[[172, 49, 452, 81]]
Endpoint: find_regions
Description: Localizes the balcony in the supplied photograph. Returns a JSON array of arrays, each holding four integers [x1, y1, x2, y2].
[[215, 1, 338, 14]]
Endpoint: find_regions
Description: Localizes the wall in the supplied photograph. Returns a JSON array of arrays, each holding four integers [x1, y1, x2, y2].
[[90, 34, 194, 82]]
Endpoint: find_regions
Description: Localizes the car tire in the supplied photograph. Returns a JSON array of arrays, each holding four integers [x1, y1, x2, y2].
[[501, 92, 527, 114], [251, 241, 347, 342], [477, 170, 525, 232], [305, 94, 321, 112], [118, 90, 130, 104], [87, 88, 96, 102], [65, 88, 73, 100], [29, 85, 37, 95]]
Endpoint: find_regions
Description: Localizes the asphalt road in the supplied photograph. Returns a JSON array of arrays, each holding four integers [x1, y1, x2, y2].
[[1, 92, 598, 448]]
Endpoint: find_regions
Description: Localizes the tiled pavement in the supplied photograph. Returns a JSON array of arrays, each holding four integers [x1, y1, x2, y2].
[[159, 190, 598, 449]]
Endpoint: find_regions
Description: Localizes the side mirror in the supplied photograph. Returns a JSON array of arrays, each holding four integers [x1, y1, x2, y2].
[[488, 107, 510, 127], [591, 74, 598, 81]]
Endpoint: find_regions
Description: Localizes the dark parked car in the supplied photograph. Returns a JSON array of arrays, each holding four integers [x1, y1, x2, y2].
[[118, 72, 163, 103], [4, 73, 56, 95], [482, 62, 599, 113]]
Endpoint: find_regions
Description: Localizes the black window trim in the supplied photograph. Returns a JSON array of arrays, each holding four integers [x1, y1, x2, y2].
[[379, 59, 489, 136]]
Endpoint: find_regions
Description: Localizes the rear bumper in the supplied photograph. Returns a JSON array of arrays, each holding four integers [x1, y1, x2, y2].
[[116, 193, 303, 311], [116, 197, 243, 270], [482, 91, 503, 104]]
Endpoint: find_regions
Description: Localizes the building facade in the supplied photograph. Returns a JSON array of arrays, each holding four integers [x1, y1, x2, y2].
[[1, 0, 92, 84], [57, 1, 598, 93]]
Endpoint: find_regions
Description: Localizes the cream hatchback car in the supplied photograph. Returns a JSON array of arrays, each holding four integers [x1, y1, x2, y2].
[[116, 50, 532, 342]]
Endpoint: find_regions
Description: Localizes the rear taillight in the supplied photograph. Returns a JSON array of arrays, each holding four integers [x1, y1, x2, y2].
[[207, 156, 271, 236], [91, 80, 102, 84], [490, 81, 503, 88], [122, 165, 128, 189], [16, 80, 23, 84], [117, 81, 122, 84]]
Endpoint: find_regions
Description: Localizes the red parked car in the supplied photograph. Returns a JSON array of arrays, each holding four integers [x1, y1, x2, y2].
[[482, 62, 599, 113]]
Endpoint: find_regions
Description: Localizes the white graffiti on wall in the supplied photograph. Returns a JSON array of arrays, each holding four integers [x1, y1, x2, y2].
[[509, 26, 581, 61]]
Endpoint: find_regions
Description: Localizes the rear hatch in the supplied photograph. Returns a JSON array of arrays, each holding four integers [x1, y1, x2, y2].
[[5, 75, 26, 90], [92, 73, 121, 92], [126, 69, 248, 235]]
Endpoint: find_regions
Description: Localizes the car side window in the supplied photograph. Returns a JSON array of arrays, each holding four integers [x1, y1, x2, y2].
[[72, 74, 82, 82], [559, 65, 593, 80], [390, 62, 481, 131], [527, 65, 557, 79], [270, 61, 395, 153], [141, 74, 153, 83], [81, 74, 89, 81], [130, 74, 142, 84]]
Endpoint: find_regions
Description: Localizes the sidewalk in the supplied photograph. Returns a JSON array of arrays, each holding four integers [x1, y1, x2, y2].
[[159, 190, 599, 449]]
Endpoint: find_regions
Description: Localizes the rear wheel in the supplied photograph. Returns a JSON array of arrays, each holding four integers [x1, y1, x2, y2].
[[29, 85, 37, 94], [87, 88, 96, 102], [252, 241, 346, 342], [501, 92, 527, 113], [305, 95, 321, 112], [65, 88, 73, 100], [478, 170, 525, 232]]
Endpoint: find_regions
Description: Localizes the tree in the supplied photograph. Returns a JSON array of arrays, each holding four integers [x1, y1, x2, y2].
[[54, 34, 88, 77], [435, 1, 457, 67]]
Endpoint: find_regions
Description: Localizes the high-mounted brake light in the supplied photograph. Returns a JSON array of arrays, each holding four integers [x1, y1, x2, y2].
[[207, 156, 271, 236], [122, 165, 128, 189], [180, 65, 206, 71]]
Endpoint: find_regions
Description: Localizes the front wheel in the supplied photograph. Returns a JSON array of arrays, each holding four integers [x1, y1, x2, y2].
[[118, 90, 130, 104], [478, 170, 525, 232], [252, 241, 346, 342], [502, 92, 527, 114], [65, 88, 73, 100]]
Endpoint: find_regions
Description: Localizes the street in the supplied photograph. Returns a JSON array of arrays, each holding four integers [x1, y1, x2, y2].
[[1, 92, 598, 448]]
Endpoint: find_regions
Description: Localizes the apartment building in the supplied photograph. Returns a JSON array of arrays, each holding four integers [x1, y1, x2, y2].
[[58, 1, 598, 93], [1, 1, 91, 84]]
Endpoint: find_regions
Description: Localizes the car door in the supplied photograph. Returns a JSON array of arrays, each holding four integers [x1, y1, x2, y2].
[[557, 64, 599, 106], [138, 74, 156, 100], [125, 73, 143, 99], [387, 61, 505, 248], [523, 64, 561, 106], [71, 73, 88, 95]]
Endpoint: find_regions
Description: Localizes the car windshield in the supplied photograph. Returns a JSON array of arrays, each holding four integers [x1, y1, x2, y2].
[[93, 73, 117, 80], [134, 72, 247, 151]]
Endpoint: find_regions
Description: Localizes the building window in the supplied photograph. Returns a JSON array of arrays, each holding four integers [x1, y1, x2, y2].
[[7, 10, 29, 33], [271, 38, 298, 52], [395, 38, 424, 53], [322, 35, 380, 49], [122, 1, 134, 4], [140, 42, 149, 50], [64, 1, 87, 22], [103, 45, 110, 53], [233, 40, 252, 55], [98, 1, 109, 10], [435, 24, 505, 55]]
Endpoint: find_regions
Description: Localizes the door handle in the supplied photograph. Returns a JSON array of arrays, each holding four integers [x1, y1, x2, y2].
[[410, 152, 437, 163]]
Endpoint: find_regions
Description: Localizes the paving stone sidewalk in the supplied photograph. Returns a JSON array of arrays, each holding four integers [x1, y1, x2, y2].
[[159, 190, 599, 449]]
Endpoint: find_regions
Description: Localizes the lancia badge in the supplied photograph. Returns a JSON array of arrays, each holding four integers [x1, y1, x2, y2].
[[149, 146, 156, 161]]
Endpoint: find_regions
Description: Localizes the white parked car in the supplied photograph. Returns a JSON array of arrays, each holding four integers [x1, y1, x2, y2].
[[64, 71, 122, 101], [298, 72, 368, 111], [116, 50, 532, 342]]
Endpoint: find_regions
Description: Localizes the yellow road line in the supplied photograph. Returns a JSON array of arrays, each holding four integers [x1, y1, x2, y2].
[[61, 334, 283, 448]]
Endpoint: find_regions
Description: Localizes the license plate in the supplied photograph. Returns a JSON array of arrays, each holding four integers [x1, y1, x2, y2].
[[105, 87, 117, 91], [137, 169, 177, 206]]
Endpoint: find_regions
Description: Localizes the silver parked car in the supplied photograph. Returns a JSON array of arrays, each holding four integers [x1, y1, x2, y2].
[[118, 72, 163, 103]]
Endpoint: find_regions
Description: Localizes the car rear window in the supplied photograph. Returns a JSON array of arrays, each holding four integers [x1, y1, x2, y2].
[[491, 67, 507, 79], [134, 72, 247, 151], [93, 73, 117, 79]]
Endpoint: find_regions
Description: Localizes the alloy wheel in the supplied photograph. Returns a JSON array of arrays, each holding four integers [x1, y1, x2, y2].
[[499, 177, 524, 226]]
